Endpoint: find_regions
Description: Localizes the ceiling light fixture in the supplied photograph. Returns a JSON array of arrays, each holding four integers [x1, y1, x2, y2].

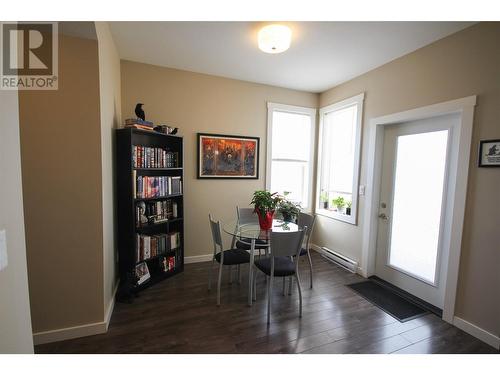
[[258, 24, 292, 54]]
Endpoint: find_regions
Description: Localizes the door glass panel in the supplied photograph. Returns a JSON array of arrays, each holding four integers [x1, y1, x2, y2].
[[388, 130, 448, 284]]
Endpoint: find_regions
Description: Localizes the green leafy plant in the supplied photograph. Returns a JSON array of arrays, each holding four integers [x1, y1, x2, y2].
[[278, 194, 301, 222], [332, 196, 346, 210], [250, 190, 282, 218]]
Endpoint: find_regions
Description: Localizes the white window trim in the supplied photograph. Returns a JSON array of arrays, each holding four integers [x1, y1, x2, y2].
[[316, 93, 364, 224], [266, 102, 317, 211]]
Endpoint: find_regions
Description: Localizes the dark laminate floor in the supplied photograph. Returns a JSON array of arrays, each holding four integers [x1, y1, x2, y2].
[[36, 252, 498, 354]]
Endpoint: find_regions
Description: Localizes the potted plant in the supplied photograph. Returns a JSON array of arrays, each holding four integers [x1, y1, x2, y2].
[[278, 193, 301, 222], [332, 196, 346, 214], [320, 191, 329, 209], [251, 190, 282, 230], [345, 200, 352, 216]]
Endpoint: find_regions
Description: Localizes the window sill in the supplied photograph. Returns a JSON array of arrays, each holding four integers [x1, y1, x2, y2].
[[315, 208, 357, 225]]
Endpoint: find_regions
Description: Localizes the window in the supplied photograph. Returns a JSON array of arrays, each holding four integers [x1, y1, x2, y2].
[[266, 103, 316, 210], [316, 93, 364, 224]]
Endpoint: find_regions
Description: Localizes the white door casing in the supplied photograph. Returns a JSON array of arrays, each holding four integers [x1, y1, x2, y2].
[[361, 96, 476, 323]]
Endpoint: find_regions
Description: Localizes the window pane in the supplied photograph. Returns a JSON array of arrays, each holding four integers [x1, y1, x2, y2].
[[322, 105, 357, 194], [388, 130, 449, 284], [272, 111, 311, 161], [270, 160, 308, 207]]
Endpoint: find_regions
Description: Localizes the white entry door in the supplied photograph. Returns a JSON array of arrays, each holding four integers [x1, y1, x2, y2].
[[375, 113, 460, 309]]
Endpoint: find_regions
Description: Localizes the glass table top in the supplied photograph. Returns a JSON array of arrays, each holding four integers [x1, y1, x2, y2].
[[222, 219, 302, 241]]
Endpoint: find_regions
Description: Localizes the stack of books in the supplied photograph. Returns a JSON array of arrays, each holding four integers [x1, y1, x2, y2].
[[134, 175, 182, 199], [133, 145, 178, 168], [124, 118, 154, 130]]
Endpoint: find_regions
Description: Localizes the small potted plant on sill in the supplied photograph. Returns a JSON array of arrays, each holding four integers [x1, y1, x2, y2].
[[251, 190, 282, 230], [345, 200, 352, 216], [278, 192, 301, 223], [332, 196, 346, 214], [320, 191, 329, 209]]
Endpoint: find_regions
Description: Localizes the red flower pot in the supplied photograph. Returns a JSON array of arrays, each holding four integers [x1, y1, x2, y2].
[[256, 209, 274, 230]]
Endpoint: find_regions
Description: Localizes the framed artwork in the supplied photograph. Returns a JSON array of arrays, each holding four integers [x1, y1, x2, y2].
[[197, 133, 259, 179], [478, 139, 500, 167], [135, 262, 150, 285]]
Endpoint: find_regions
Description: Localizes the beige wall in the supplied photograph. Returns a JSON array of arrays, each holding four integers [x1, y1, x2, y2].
[[0, 89, 34, 353], [121, 61, 318, 258], [316, 22, 500, 335], [18, 34, 105, 333], [95, 22, 122, 320]]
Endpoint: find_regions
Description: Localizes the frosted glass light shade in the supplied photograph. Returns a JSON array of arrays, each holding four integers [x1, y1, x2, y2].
[[258, 25, 292, 54]]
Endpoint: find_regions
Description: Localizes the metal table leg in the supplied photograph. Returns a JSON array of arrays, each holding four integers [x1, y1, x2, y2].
[[248, 238, 255, 306]]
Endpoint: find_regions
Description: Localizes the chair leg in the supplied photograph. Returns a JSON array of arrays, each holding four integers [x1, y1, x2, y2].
[[252, 265, 257, 301], [295, 273, 303, 317], [282, 278, 286, 296], [306, 250, 314, 289], [288, 276, 293, 296], [237, 264, 241, 285], [267, 274, 273, 324], [217, 262, 223, 306], [229, 265, 233, 285], [208, 256, 215, 291]]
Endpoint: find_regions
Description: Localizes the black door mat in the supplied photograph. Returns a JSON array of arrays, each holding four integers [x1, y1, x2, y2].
[[347, 280, 428, 322]]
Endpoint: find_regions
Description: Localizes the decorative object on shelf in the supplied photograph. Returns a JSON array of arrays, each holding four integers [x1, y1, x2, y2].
[[197, 133, 259, 179], [153, 125, 178, 135], [345, 200, 352, 216], [169, 127, 178, 135], [135, 262, 150, 285], [277, 192, 301, 222], [478, 139, 500, 167], [136, 201, 148, 226], [320, 190, 329, 209], [135, 103, 145, 121], [332, 196, 346, 214], [251, 190, 282, 230]]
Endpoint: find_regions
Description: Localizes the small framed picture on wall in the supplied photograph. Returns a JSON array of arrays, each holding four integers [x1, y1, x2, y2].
[[478, 139, 500, 167]]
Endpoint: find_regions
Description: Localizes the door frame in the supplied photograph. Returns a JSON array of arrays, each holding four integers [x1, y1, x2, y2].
[[361, 96, 476, 323]]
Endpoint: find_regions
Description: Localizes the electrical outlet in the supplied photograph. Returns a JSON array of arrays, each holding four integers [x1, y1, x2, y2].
[[0, 229, 8, 271], [359, 185, 366, 196]]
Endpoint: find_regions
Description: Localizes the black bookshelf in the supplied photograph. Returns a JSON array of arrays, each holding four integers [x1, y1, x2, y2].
[[116, 128, 184, 293]]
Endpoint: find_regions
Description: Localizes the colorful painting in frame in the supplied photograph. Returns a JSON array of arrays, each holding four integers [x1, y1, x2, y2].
[[197, 133, 259, 179]]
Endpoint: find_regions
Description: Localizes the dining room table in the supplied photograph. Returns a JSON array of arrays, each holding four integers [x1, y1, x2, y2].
[[222, 218, 303, 306]]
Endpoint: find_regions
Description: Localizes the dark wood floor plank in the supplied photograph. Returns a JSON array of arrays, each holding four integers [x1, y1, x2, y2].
[[35, 252, 498, 354]]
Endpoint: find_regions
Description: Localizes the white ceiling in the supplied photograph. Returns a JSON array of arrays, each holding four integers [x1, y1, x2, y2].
[[109, 22, 473, 93]]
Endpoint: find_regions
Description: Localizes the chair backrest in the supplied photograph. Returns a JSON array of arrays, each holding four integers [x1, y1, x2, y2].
[[208, 214, 223, 251], [298, 212, 316, 248], [270, 229, 306, 258], [237, 206, 258, 225]]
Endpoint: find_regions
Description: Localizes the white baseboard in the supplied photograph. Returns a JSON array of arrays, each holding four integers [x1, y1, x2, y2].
[[184, 253, 212, 264], [33, 281, 119, 345], [453, 316, 500, 350]]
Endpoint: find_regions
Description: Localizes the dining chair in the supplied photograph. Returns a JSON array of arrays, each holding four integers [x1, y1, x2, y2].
[[207, 214, 250, 306], [233, 207, 268, 253], [253, 228, 307, 324], [297, 212, 317, 289]]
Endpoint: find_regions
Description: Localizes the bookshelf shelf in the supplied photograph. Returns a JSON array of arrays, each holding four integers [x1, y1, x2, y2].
[[116, 128, 184, 297]]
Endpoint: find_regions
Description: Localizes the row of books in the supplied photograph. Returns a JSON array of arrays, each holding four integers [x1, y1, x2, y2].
[[135, 200, 179, 227], [133, 173, 182, 199], [133, 145, 178, 169], [136, 232, 181, 263]]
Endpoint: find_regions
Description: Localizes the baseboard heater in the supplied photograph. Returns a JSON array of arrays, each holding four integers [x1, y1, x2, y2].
[[320, 247, 358, 273]]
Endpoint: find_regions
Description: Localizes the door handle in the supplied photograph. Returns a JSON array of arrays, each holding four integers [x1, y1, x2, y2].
[[378, 213, 389, 220]]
